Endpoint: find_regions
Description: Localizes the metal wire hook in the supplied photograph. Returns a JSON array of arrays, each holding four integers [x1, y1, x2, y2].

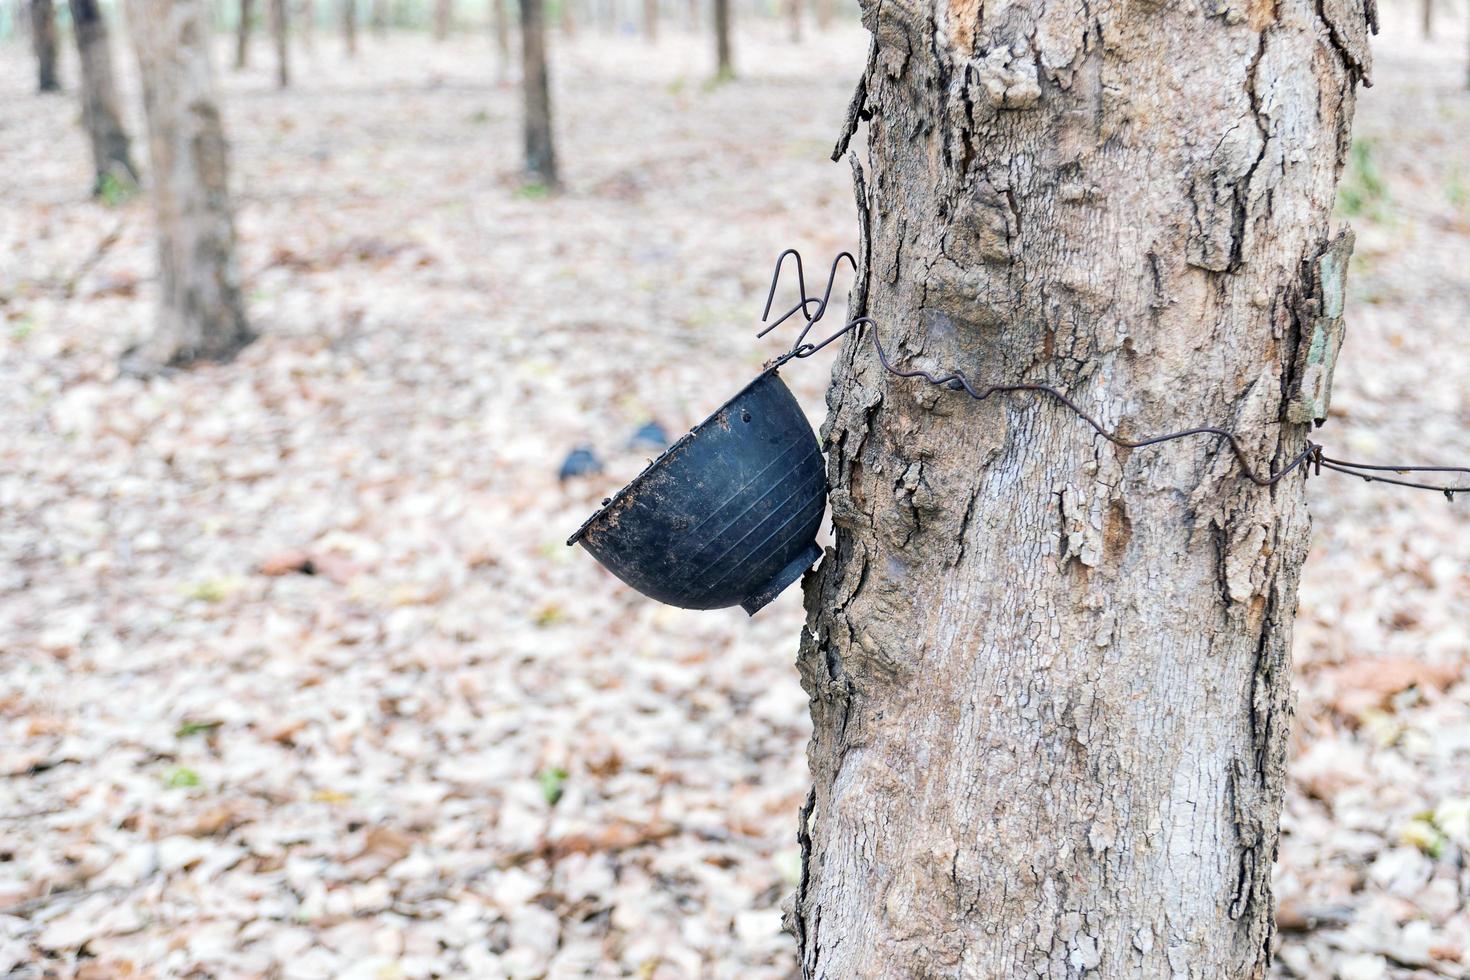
[[755, 248, 1470, 498], [759, 250, 858, 354]]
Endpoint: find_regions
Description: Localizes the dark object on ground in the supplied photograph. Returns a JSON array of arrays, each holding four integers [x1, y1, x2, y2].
[[627, 420, 670, 452], [568, 369, 825, 615], [558, 445, 603, 482]]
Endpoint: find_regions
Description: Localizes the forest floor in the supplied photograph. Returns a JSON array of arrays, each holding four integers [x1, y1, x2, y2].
[[2, 14, 1470, 980]]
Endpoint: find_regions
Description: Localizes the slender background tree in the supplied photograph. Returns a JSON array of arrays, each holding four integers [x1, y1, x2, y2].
[[124, 0, 253, 368], [29, 0, 59, 92], [269, 0, 290, 87], [67, 0, 137, 194], [711, 0, 729, 77], [794, 0, 1374, 972], [236, 0, 253, 67], [520, 0, 556, 188], [343, 0, 358, 54], [489, 0, 510, 79]]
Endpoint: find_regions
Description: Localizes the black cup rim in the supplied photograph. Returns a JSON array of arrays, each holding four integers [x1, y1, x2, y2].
[[565, 366, 784, 547]]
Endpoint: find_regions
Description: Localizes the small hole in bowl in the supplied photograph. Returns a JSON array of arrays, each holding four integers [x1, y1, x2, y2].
[[741, 409, 752, 423]]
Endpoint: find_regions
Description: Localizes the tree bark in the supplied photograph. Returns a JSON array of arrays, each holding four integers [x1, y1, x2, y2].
[[711, 0, 729, 77], [342, 0, 357, 54], [794, 0, 1373, 973], [29, 0, 59, 92], [235, 0, 253, 68], [520, 0, 556, 187], [641, 0, 655, 42], [433, 0, 451, 38], [125, 0, 253, 369], [67, 0, 138, 193], [269, 0, 290, 87]]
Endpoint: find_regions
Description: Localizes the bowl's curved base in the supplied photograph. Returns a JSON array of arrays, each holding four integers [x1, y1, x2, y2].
[[739, 541, 823, 616]]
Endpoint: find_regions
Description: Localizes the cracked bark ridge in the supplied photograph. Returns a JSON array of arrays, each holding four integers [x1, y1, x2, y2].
[[794, 0, 1370, 974]]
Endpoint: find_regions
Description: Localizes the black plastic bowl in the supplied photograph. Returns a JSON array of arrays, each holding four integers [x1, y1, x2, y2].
[[567, 369, 827, 615]]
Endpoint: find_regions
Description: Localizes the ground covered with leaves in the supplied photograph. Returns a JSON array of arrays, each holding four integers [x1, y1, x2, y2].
[[2, 14, 1469, 980]]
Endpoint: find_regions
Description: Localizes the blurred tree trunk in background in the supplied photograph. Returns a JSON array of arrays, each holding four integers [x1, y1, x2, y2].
[[711, 0, 729, 77], [489, 0, 510, 78], [685, 0, 696, 31], [29, 0, 60, 91], [342, 0, 357, 53], [812, 0, 829, 30], [1421, 0, 1432, 38], [269, 0, 289, 86], [785, 0, 798, 42], [124, 0, 253, 369], [67, 0, 138, 193], [559, 0, 574, 37], [433, 0, 450, 38], [235, 0, 253, 67], [641, 0, 654, 42], [520, 0, 556, 187], [793, 0, 1372, 971], [297, 0, 314, 51], [370, 0, 386, 34]]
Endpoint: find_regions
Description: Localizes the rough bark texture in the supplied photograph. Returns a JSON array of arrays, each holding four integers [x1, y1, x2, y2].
[[712, 0, 731, 76], [270, 0, 290, 88], [126, 0, 253, 369], [236, 0, 253, 68], [68, 0, 138, 193], [794, 0, 1374, 974], [30, 0, 59, 92], [520, 0, 557, 187]]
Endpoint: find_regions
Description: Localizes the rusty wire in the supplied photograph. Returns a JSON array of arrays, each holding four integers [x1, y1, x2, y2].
[[759, 249, 1470, 499]]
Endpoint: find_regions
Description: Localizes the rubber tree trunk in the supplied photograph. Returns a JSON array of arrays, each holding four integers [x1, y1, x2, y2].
[[67, 0, 138, 193], [125, 0, 253, 368], [711, 0, 729, 77], [433, 0, 450, 38], [793, 0, 1374, 973], [812, 0, 829, 30], [235, 0, 252, 67], [1420, 0, 1431, 39], [30, 0, 59, 92], [641, 0, 654, 42], [520, 0, 556, 187], [269, 0, 289, 87], [342, 0, 357, 53]]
